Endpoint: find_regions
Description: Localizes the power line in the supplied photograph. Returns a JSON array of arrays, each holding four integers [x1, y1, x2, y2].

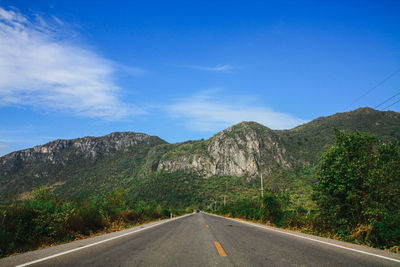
[[374, 91, 400, 109], [383, 98, 400, 110], [345, 67, 400, 110]]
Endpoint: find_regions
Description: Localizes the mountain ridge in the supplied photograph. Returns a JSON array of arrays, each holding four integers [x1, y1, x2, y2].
[[0, 132, 167, 201], [1, 107, 399, 203]]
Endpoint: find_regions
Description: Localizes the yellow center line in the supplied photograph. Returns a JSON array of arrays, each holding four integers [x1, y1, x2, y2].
[[214, 241, 228, 257], [206, 224, 209, 228]]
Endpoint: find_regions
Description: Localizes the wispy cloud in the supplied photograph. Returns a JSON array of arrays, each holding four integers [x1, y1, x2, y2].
[[166, 91, 306, 131], [184, 64, 240, 73], [116, 64, 148, 77], [0, 7, 143, 119]]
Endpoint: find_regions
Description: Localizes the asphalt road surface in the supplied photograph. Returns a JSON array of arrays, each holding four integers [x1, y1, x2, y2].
[[2, 212, 400, 266]]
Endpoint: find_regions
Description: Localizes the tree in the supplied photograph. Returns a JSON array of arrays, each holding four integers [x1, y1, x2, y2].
[[260, 192, 283, 223], [313, 130, 400, 248]]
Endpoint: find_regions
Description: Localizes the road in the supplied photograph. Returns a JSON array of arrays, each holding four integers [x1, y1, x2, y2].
[[2, 212, 400, 266]]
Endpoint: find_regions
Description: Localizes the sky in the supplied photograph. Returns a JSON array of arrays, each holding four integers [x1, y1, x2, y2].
[[0, 0, 399, 156]]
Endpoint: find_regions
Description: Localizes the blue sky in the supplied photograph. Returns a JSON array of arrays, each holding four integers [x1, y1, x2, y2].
[[0, 0, 399, 155]]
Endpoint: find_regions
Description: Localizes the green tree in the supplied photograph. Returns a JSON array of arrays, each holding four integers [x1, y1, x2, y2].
[[260, 193, 283, 223], [104, 187, 127, 219], [313, 130, 400, 248]]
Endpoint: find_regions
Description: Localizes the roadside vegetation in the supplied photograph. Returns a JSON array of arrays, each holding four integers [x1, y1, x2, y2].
[[0, 187, 188, 258], [212, 130, 400, 253]]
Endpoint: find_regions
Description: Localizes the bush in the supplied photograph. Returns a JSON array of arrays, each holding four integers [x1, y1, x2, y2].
[[69, 200, 106, 235], [216, 193, 285, 224], [122, 210, 138, 223]]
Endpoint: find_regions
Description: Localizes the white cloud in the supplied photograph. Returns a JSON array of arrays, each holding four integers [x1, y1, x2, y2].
[[0, 7, 143, 119], [167, 91, 307, 131], [116, 64, 148, 77], [184, 64, 239, 73]]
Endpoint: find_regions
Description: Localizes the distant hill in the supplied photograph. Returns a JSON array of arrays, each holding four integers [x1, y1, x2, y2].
[[144, 107, 400, 177], [1, 107, 399, 205], [0, 132, 167, 201], [277, 107, 400, 164]]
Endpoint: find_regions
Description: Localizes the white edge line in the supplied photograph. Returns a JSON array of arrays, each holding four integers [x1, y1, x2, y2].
[[15, 213, 193, 267], [205, 212, 400, 264]]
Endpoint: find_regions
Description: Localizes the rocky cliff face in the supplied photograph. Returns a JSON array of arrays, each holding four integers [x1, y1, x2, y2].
[[0, 132, 165, 177], [156, 122, 292, 179]]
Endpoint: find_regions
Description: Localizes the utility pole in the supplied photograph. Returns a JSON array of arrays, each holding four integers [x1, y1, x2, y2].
[[260, 172, 264, 208], [224, 179, 227, 206], [260, 172, 264, 198]]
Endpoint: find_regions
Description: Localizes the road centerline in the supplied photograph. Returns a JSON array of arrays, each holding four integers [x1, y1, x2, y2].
[[214, 241, 228, 257]]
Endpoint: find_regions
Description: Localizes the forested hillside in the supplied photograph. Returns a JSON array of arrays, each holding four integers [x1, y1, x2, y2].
[[1, 107, 399, 206], [0, 132, 167, 201]]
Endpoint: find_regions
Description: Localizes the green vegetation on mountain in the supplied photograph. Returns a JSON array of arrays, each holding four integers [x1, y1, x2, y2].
[[131, 172, 260, 209], [1, 108, 399, 206], [277, 107, 400, 163], [0, 133, 167, 201]]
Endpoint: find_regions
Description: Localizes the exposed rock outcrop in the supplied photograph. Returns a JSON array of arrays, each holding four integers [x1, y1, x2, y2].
[[156, 122, 292, 179]]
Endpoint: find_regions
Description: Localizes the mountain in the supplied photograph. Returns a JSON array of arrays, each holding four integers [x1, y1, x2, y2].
[[277, 107, 400, 163], [0, 132, 166, 201], [1, 107, 399, 204], [149, 122, 292, 179], [144, 107, 400, 177]]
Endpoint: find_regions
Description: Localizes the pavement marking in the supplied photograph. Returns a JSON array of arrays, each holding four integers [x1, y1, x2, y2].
[[206, 224, 209, 228], [214, 241, 228, 257], [206, 213, 400, 264], [15, 213, 194, 267]]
